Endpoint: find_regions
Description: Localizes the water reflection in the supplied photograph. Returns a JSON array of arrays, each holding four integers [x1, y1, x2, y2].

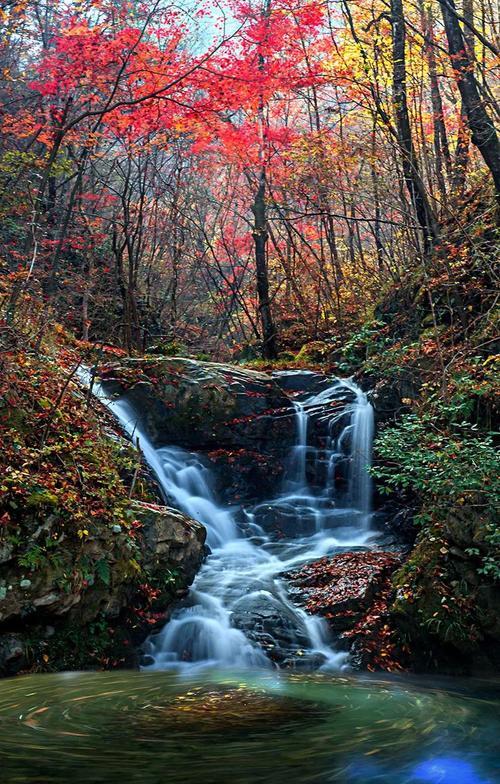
[[0, 670, 497, 784]]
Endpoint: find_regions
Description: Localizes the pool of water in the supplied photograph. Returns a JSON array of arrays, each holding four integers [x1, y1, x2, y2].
[[0, 670, 498, 783]]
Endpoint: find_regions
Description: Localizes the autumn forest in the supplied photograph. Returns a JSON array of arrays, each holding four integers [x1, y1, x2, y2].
[[0, 1, 499, 781], [0, 0, 497, 356]]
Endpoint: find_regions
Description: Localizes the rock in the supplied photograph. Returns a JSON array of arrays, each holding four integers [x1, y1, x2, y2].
[[99, 358, 297, 503], [285, 551, 402, 631], [100, 358, 295, 453], [0, 634, 25, 676], [272, 370, 333, 401], [33, 593, 59, 608], [231, 591, 311, 664], [0, 501, 206, 674], [373, 501, 418, 544], [132, 501, 206, 585], [0, 542, 14, 565], [369, 376, 420, 425], [285, 551, 406, 671], [389, 504, 500, 673], [251, 500, 335, 538]]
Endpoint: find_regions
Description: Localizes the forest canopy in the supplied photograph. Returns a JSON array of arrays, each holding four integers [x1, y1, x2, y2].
[[0, 0, 498, 358]]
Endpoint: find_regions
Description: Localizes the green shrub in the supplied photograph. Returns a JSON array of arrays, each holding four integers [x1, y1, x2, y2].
[[372, 413, 500, 580], [372, 414, 499, 511]]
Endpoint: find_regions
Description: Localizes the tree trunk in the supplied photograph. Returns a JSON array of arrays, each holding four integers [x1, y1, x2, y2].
[[391, 0, 439, 253], [419, 1, 452, 202], [252, 173, 278, 359], [252, 0, 278, 360], [438, 0, 500, 195]]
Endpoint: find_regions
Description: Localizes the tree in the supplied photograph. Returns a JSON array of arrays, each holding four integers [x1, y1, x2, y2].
[[438, 0, 500, 197]]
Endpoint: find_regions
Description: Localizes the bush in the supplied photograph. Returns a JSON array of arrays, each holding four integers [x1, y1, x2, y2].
[[372, 412, 500, 581], [372, 414, 499, 512]]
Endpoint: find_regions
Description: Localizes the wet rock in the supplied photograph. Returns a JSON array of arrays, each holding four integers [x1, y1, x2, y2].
[[285, 551, 406, 671], [251, 501, 321, 538], [373, 501, 418, 545], [100, 358, 296, 454], [0, 634, 25, 676], [272, 370, 333, 401], [99, 358, 297, 504], [281, 652, 327, 670], [231, 591, 311, 664]]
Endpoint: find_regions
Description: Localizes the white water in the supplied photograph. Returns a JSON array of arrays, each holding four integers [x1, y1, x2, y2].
[[82, 370, 376, 672]]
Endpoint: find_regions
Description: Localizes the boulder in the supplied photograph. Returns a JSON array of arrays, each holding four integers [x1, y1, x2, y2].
[[0, 501, 206, 673], [132, 501, 205, 584], [272, 370, 333, 401], [284, 551, 405, 671], [231, 591, 313, 665], [99, 358, 297, 503], [390, 504, 500, 672], [100, 358, 295, 452]]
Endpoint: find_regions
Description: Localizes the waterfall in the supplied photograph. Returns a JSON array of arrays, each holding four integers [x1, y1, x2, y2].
[[277, 378, 375, 533], [347, 385, 374, 517], [288, 401, 309, 488], [83, 371, 375, 672]]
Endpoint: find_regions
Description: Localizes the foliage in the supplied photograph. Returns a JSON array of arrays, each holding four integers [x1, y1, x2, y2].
[[0, 309, 195, 673], [286, 551, 404, 671], [338, 320, 391, 373], [1, 0, 498, 355], [372, 414, 499, 513]]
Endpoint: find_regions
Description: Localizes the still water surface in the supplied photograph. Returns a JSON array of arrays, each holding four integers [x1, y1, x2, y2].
[[0, 670, 498, 784]]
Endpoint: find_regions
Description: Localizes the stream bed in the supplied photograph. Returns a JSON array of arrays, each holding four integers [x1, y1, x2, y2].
[[0, 669, 498, 783]]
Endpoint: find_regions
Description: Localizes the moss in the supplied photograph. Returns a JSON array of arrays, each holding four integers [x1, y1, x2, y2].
[[390, 523, 492, 666]]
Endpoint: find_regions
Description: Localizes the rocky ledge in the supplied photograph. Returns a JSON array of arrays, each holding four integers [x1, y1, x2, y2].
[[0, 501, 205, 676], [98, 357, 297, 503]]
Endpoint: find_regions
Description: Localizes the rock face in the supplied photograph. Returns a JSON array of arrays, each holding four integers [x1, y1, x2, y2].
[[0, 501, 205, 676], [134, 502, 206, 584], [272, 369, 334, 400], [99, 358, 297, 502], [391, 502, 500, 673]]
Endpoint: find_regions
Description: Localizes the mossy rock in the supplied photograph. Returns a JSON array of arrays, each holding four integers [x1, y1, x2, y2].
[[390, 517, 500, 671], [99, 357, 296, 455]]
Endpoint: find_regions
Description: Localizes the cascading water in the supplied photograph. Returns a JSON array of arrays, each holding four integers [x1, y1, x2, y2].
[[84, 371, 376, 672]]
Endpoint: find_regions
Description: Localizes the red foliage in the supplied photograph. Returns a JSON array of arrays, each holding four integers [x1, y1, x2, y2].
[[286, 551, 406, 671]]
